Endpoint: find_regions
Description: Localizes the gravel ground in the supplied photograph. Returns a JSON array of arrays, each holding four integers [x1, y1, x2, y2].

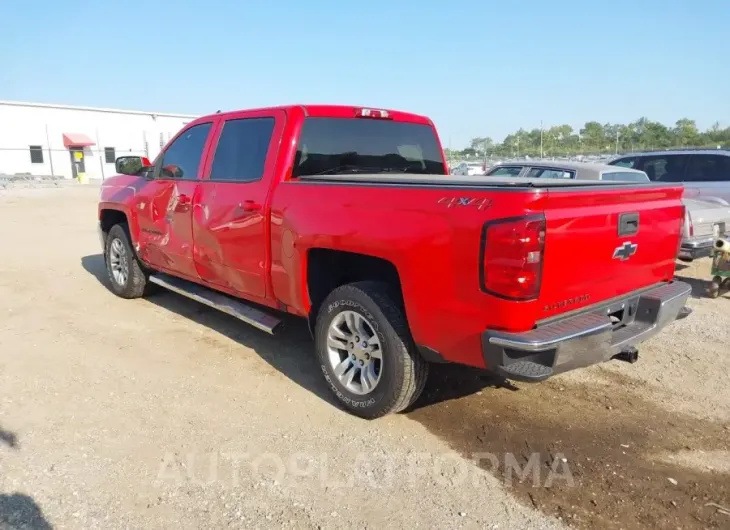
[[0, 185, 728, 529]]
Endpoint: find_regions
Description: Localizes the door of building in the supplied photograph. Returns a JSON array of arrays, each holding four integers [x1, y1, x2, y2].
[[69, 148, 86, 181]]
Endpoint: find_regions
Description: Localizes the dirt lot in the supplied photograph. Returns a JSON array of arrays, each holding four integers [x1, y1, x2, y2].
[[1, 185, 729, 529]]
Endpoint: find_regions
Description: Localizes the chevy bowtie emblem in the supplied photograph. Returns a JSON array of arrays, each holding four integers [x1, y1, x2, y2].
[[613, 241, 638, 261]]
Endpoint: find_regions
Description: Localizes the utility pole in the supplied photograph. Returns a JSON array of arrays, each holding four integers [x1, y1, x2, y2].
[[45, 124, 55, 177], [615, 129, 620, 155], [540, 120, 544, 159]]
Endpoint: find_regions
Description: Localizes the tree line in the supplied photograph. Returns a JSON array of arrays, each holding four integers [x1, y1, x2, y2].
[[446, 118, 730, 160]]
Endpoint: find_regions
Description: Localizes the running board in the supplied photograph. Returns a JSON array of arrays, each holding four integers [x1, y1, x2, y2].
[[149, 274, 282, 334]]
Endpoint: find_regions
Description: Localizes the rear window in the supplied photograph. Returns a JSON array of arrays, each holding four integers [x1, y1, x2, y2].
[[293, 118, 446, 177], [601, 171, 649, 182]]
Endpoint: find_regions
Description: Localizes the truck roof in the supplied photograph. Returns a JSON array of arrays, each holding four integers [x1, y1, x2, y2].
[[611, 148, 730, 158], [201, 104, 434, 125]]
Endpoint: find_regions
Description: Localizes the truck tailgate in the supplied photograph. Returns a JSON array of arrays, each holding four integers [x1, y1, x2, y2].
[[539, 185, 684, 319]]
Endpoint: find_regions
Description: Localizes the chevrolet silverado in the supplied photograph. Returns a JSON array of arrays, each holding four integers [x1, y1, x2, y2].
[[97, 104, 692, 418]]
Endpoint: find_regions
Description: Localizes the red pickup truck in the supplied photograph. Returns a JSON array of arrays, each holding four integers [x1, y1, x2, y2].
[[98, 104, 692, 418]]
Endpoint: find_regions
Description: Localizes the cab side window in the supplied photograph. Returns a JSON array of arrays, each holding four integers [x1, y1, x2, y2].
[[685, 155, 730, 182], [487, 166, 523, 177], [526, 168, 574, 179], [158, 123, 212, 180], [611, 157, 636, 168], [210, 118, 275, 182], [636, 155, 689, 182]]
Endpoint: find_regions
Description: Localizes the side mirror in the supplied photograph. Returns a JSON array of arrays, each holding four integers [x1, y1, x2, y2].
[[115, 156, 152, 176]]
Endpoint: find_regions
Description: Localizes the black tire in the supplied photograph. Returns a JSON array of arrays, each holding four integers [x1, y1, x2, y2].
[[104, 223, 148, 299], [314, 281, 429, 419], [708, 279, 721, 299]]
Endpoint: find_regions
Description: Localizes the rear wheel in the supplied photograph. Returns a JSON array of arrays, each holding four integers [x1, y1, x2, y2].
[[314, 282, 428, 419], [104, 224, 148, 299]]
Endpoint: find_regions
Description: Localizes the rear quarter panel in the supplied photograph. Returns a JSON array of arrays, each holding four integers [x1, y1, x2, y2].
[[269, 181, 547, 367]]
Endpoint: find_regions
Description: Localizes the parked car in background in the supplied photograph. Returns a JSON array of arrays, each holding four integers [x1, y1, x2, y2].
[[486, 160, 730, 262], [486, 160, 651, 182], [609, 149, 730, 205], [451, 162, 486, 176], [679, 198, 730, 261]]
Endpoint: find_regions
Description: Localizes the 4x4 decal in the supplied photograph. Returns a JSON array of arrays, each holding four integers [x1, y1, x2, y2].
[[437, 197, 492, 210]]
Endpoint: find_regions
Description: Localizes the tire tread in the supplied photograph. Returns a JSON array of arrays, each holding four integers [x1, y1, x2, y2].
[[316, 281, 428, 419], [105, 223, 148, 299]]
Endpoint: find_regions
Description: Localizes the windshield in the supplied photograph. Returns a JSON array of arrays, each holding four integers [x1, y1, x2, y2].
[[293, 118, 446, 177]]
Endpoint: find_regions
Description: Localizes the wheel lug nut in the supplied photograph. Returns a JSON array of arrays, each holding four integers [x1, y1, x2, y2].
[[365, 353, 370, 360], [359, 360, 364, 366], [351, 354, 356, 361]]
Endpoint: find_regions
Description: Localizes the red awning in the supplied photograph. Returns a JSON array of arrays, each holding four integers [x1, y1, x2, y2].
[[62, 133, 95, 148]]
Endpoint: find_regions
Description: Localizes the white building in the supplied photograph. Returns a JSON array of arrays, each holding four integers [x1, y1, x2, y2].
[[0, 100, 197, 180]]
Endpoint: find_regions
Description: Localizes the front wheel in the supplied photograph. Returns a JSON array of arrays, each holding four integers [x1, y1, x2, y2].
[[314, 281, 429, 419], [104, 223, 149, 299]]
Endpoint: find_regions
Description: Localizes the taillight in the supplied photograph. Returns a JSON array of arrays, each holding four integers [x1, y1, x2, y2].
[[677, 205, 689, 257], [480, 215, 546, 300], [687, 209, 694, 237]]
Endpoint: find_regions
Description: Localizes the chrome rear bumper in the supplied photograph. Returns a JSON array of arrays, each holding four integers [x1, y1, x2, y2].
[[482, 281, 692, 382], [679, 236, 715, 261]]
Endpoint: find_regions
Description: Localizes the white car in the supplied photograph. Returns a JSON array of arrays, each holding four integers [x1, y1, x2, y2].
[[451, 162, 485, 176]]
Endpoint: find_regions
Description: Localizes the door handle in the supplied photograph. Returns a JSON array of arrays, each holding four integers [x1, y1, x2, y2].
[[618, 212, 639, 236], [237, 200, 261, 212]]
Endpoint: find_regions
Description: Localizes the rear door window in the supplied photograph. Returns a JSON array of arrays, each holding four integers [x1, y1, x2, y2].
[[684, 154, 730, 182], [293, 118, 446, 176], [525, 167, 574, 179], [635, 155, 690, 182], [210, 118, 275, 182], [487, 166, 524, 177]]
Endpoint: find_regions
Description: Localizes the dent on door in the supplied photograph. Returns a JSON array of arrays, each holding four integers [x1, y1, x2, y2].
[[192, 184, 267, 297], [137, 181, 195, 270]]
